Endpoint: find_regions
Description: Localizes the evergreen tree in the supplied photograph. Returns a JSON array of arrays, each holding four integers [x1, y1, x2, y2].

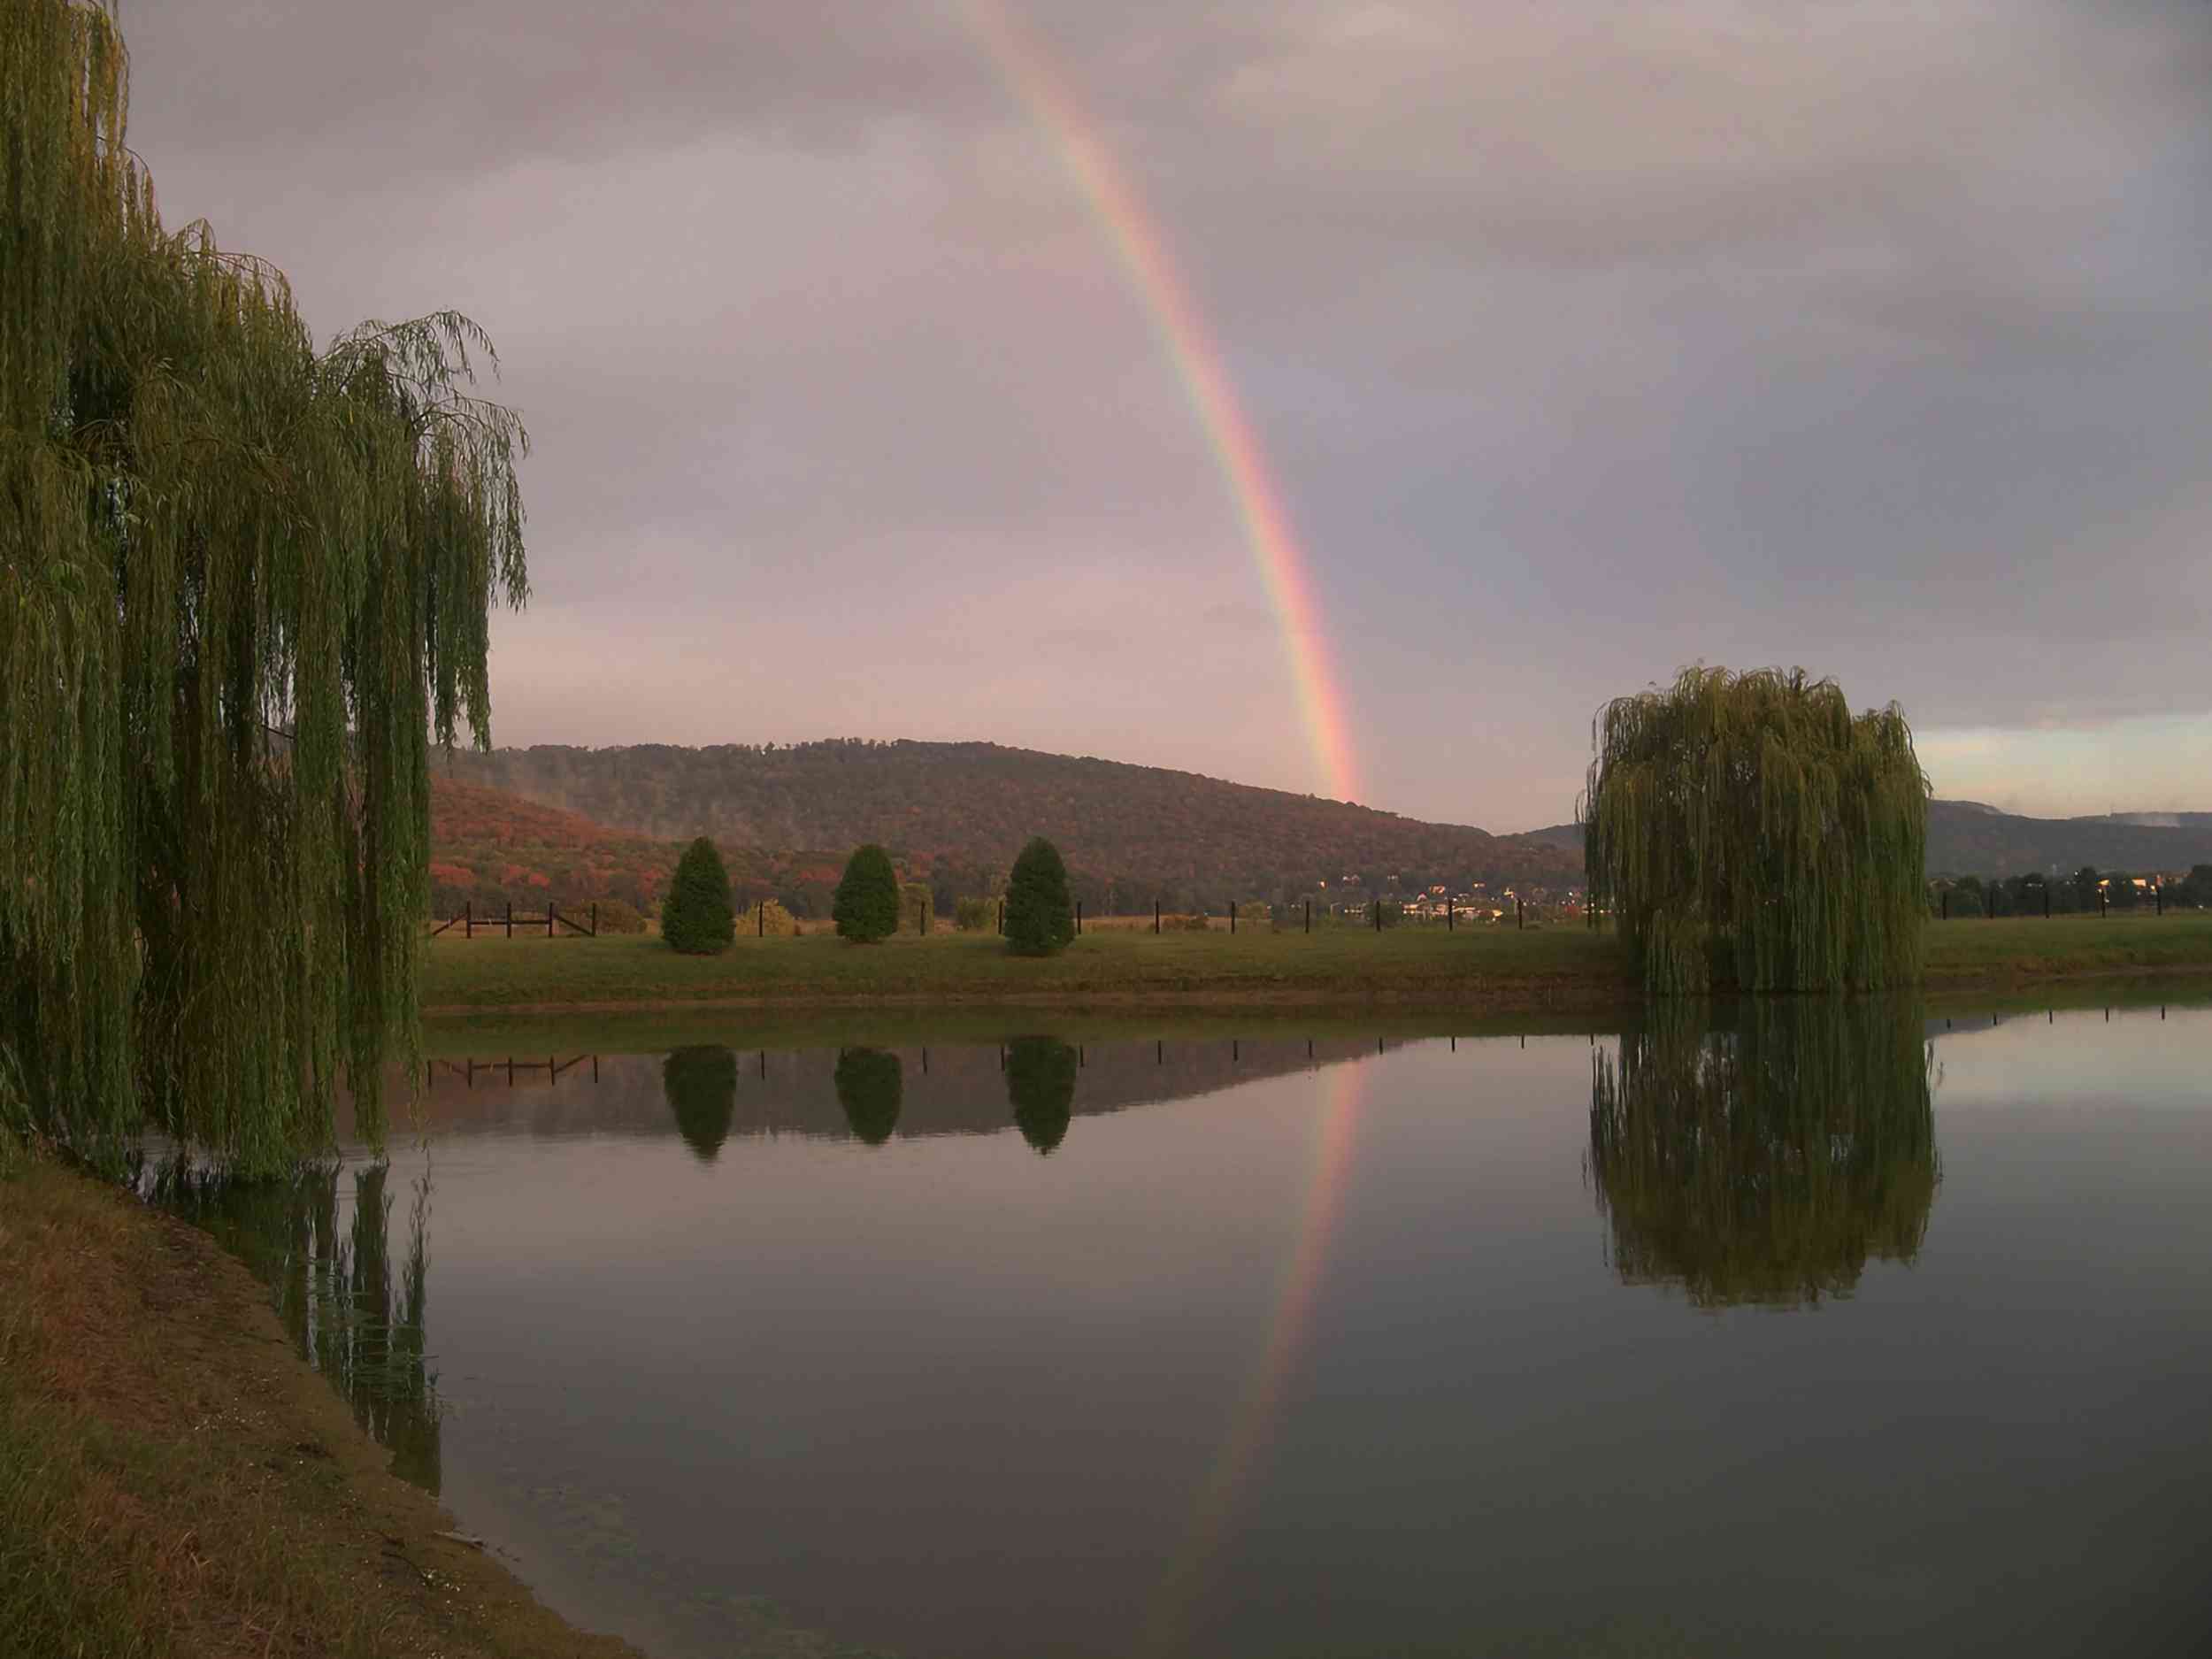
[[833, 843, 900, 942], [2, 2, 527, 1170], [661, 837, 735, 954], [1004, 837, 1076, 956], [1581, 667, 1927, 994]]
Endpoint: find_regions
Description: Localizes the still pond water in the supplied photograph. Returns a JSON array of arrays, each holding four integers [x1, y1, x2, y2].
[[160, 1001, 2212, 1658]]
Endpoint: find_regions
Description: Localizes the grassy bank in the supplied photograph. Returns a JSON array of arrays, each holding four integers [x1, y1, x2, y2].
[[0, 1154, 642, 1659], [419, 913, 2212, 1017]]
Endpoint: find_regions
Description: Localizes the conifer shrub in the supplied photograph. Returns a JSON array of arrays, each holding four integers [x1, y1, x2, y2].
[[1004, 837, 1077, 956], [954, 896, 993, 932], [661, 837, 735, 955], [833, 844, 901, 942]]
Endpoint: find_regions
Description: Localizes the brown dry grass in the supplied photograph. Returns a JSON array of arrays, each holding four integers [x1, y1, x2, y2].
[[0, 1156, 641, 1659]]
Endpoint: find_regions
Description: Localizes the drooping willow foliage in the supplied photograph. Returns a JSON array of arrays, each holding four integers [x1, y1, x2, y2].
[[2, 1, 526, 1171], [1581, 666, 1928, 995], [1587, 998, 1939, 1310]]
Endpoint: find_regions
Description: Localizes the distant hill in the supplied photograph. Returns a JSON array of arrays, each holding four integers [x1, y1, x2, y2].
[[1522, 799, 2212, 881], [436, 740, 1586, 916], [428, 775, 866, 918], [1918, 800, 2212, 879]]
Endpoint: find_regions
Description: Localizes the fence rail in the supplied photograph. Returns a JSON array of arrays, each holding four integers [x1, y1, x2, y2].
[[427, 900, 596, 939]]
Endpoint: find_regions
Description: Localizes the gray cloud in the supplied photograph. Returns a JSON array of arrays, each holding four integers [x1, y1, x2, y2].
[[113, 0, 2212, 827]]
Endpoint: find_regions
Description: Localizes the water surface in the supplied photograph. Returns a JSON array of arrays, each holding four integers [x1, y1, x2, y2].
[[165, 1002, 2212, 1657]]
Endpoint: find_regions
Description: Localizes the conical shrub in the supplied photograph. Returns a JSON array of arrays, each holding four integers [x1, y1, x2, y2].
[[661, 836, 735, 955], [833, 844, 900, 942], [1005, 837, 1076, 956]]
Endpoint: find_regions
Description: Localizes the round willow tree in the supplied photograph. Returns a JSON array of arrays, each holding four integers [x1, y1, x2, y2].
[[1581, 667, 1928, 994], [2, 2, 527, 1170]]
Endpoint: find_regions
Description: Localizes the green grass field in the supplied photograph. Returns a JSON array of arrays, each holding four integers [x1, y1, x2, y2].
[[418, 911, 2212, 1016]]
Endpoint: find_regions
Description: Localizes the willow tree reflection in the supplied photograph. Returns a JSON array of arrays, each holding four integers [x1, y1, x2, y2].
[[1006, 1036, 1078, 1154], [1588, 1000, 1939, 1309], [152, 1160, 442, 1491], [664, 1046, 738, 1163], [834, 1048, 902, 1145]]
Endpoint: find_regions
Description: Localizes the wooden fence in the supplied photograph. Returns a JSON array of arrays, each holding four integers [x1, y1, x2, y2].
[[427, 900, 596, 939]]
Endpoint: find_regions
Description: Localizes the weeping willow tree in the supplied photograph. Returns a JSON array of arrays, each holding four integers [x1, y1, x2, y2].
[[1587, 998, 1939, 1310], [2, 1, 526, 1170], [1582, 666, 1927, 995]]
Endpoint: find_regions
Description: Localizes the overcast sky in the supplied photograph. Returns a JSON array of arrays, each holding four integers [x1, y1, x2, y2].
[[118, 1, 2212, 831]]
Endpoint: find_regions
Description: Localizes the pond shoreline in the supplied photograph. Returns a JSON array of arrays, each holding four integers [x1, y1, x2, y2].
[[0, 1156, 644, 1659], [420, 928, 2212, 1021]]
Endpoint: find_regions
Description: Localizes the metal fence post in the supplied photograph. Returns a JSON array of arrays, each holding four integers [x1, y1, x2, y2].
[[1517, 897, 1524, 931], [1155, 900, 1161, 935], [1076, 900, 1083, 935], [464, 899, 472, 938], [506, 901, 513, 939], [1231, 901, 1237, 935], [1305, 899, 1311, 934]]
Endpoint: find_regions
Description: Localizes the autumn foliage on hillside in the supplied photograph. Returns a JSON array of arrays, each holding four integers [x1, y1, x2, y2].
[[428, 775, 875, 919], [433, 741, 1587, 917]]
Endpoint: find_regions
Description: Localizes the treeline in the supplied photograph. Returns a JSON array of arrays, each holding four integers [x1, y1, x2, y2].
[[438, 739, 1586, 908], [1928, 865, 2212, 916]]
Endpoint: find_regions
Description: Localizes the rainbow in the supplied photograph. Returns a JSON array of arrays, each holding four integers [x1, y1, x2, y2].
[[960, 0, 1363, 806], [1141, 1057, 1371, 1652]]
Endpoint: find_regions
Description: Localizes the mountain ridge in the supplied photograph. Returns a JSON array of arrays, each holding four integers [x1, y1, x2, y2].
[[430, 739, 2212, 918]]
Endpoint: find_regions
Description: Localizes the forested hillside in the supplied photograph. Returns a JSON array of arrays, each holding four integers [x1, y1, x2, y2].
[[1521, 800, 2212, 882], [1918, 801, 2212, 879], [436, 741, 1586, 916], [427, 777, 858, 918]]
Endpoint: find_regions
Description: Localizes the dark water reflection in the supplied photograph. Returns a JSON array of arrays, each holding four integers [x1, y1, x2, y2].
[[158, 1007, 2212, 1658], [153, 1160, 442, 1494], [1589, 1000, 1939, 1307]]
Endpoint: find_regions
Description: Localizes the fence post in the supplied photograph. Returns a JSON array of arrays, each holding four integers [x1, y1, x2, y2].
[[506, 901, 513, 940], [1231, 901, 1237, 935], [465, 899, 472, 939], [1517, 897, 1524, 931], [1155, 900, 1161, 935], [1076, 900, 1083, 935], [1305, 899, 1311, 934], [1448, 897, 1454, 932], [758, 900, 764, 937], [998, 900, 1004, 935], [1940, 890, 1947, 921], [1373, 901, 1381, 933], [548, 900, 557, 939], [2157, 883, 2164, 918], [2101, 887, 2108, 918]]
